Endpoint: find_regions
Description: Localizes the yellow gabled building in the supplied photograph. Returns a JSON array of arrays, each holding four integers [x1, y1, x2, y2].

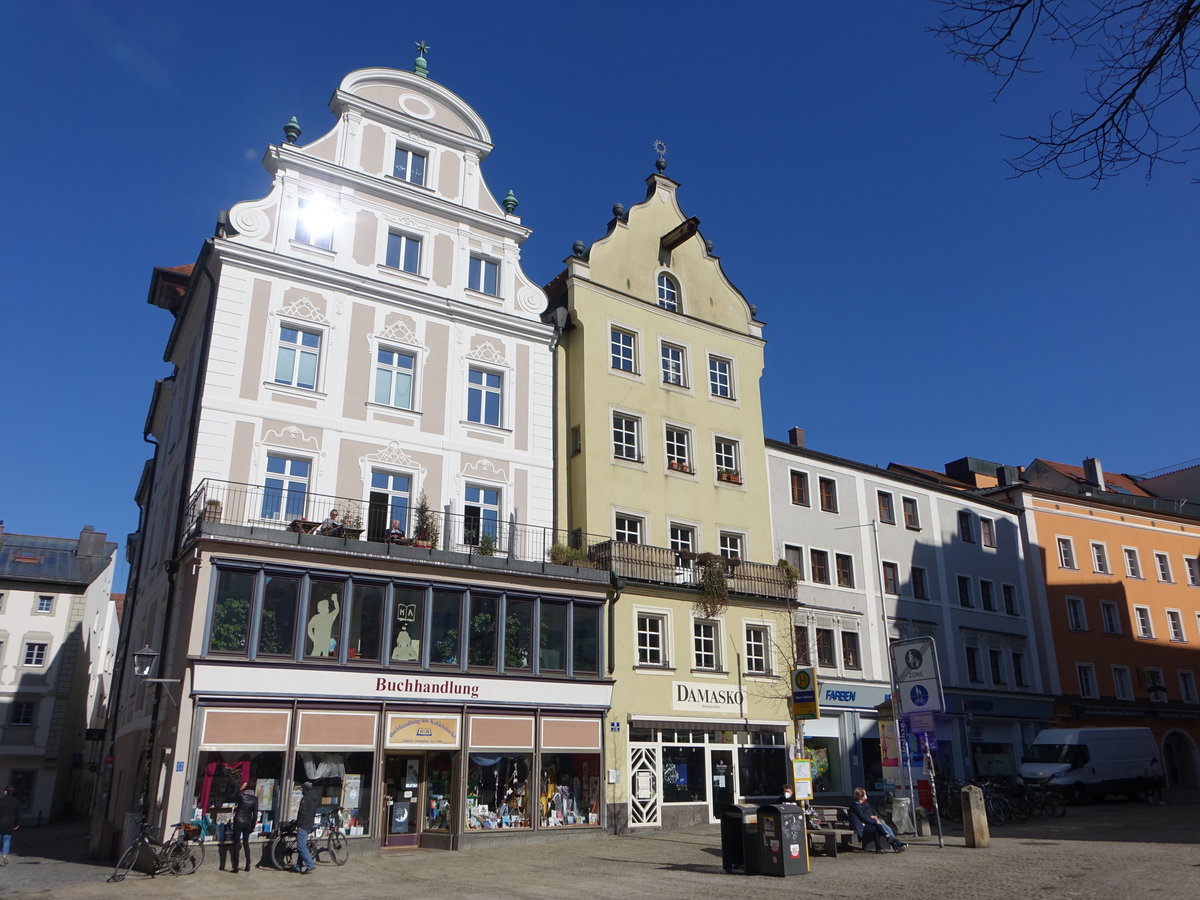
[[544, 162, 794, 830]]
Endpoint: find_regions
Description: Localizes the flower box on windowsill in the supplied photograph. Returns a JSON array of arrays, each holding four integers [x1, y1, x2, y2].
[[667, 460, 694, 474], [717, 470, 743, 484]]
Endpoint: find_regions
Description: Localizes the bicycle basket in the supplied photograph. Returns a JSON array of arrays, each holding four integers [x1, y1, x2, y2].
[[182, 824, 200, 840]]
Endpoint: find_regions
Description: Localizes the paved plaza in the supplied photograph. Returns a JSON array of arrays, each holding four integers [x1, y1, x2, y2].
[[2, 794, 1198, 899]]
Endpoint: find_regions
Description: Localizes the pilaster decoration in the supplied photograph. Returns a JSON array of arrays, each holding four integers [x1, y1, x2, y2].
[[466, 340, 508, 367], [462, 459, 509, 482], [279, 297, 330, 325], [227, 194, 274, 239], [363, 441, 423, 473], [261, 425, 320, 451], [374, 319, 424, 349]]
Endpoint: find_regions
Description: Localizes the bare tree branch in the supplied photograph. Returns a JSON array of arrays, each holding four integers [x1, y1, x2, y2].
[[933, 0, 1200, 183]]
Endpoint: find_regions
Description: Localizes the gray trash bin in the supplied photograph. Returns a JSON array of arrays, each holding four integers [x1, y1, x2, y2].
[[890, 797, 914, 834], [757, 803, 808, 876], [719, 803, 760, 875]]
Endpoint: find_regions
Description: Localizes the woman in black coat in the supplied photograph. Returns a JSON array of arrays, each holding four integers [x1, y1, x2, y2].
[[229, 782, 258, 873]]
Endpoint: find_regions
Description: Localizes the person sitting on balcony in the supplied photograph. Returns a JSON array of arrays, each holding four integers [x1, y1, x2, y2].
[[317, 509, 344, 537], [386, 520, 407, 543]]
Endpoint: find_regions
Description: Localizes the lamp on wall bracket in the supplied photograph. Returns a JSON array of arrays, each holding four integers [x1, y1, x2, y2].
[[133, 644, 181, 706]]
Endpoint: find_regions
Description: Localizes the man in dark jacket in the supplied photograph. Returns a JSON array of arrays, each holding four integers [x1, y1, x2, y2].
[[0, 786, 21, 864], [294, 782, 318, 874], [229, 782, 259, 873]]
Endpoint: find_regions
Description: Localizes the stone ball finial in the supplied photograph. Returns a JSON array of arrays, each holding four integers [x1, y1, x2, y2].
[[572, 240, 585, 256], [612, 203, 625, 218], [283, 116, 302, 144], [502, 190, 518, 214], [655, 157, 666, 173], [705, 239, 714, 254]]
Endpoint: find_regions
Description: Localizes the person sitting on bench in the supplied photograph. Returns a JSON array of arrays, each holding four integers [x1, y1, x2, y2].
[[850, 787, 906, 853], [386, 519, 407, 543]]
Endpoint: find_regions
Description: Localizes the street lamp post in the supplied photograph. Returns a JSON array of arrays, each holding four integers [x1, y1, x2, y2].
[[131, 645, 179, 823]]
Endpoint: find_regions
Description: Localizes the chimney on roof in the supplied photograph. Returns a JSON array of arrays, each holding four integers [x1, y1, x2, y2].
[[996, 466, 1020, 486], [1083, 458, 1106, 491], [788, 427, 805, 448], [77, 525, 106, 557]]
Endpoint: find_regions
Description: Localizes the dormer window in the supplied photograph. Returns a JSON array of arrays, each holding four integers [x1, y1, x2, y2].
[[656, 273, 679, 312], [393, 146, 427, 186]]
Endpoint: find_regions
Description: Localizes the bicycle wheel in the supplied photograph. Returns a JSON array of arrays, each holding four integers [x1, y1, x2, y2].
[[272, 836, 296, 871], [108, 841, 141, 882], [327, 831, 348, 866], [1042, 791, 1066, 818], [166, 840, 202, 876]]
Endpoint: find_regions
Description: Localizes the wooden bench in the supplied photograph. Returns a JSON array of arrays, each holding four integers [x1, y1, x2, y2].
[[806, 805, 858, 857]]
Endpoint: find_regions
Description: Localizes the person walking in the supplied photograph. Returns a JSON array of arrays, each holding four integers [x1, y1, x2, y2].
[[1144, 758, 1166, 805], [229, 781, 258, 873], [0, 786, 21, 865], [293, 781, 318, 874]]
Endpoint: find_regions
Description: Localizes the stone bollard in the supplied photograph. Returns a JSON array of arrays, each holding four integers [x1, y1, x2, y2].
[[914, 807, 932, 837], [961, 784, 990, 848]]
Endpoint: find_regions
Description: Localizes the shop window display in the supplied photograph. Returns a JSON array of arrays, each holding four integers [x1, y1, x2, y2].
[[208, 569, 255, 654], [291, 751, 373, 836], [540, 601, 567, 671], [430, 590, 463, 665], [258, 574, 300, 657], [662, 746, 707, 803], [425, 752, 454, 831], [468, 593, 499, 667], [540, 754, 601, 826], [195, 751, 283, 841], [305, 580, 342, 659], [466, 753, 531, 830], [391, 586, 424, 664], [572, 605, 600, 675], [737, 747, 787, 799], [504, 597, 533, 670], [347, 582, 384, 662]]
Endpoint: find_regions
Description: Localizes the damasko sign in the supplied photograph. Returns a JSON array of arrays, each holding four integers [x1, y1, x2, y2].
[[673, 681, 745, 712]]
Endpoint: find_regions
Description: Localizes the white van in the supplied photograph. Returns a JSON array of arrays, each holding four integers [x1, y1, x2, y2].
[[1018, 727, 1160, 802]]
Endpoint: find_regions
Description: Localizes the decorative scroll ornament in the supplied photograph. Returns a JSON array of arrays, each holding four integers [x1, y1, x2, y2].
[[279, 297, 329, 324], [466, 340, 507, 366]]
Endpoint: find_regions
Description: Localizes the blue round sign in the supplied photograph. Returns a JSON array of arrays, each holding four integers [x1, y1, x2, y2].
[[910, 684, 929, 707]]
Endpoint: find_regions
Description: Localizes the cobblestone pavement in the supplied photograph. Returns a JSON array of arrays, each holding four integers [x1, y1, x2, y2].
[[3, 793, 1198, 899]]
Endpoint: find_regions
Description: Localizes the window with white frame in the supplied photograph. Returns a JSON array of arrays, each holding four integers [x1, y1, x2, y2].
[[610, 327, 636, 373], [815, 628, 835, 667], [274, 324, 321, 390], [745, 625, 769, 674], [660, 341, 687, 386], [670, 524, 695, 567], [980, 517, 996, 548], [369, 469, 412, 535], [1187, 557, 1200, 587], [467, 368, 503, 427], [1076, 663, 1098, 698], [612, 413, 641, 461], [980, 580, 995, 611], [878, 491, 896, 525], [1145, 666, 1167, 701], [957, 575, 973, 607], [1101, 600, 1121, 635], [810, 550, 830, 584], [10, 700, 35, 726], [295, 197, 334, 249], [784, 545, 804, 581], [708, 354, 733, 398], [1124, 547, 1143, 578], [912, 566, 929, 600], [374, 347, 416, 409], [835, 554, 854, 588], [393, 145, 427, 185], [656, 273, 679, 311], [1003, 584, 1018, 615], [1179, 671, 1198, 704], [23, 642, 47, 667], [35, 595, 54, 614], [615, 514, 643, 544], [959, 511, 976, 543], [693, 620, 719, 670], [1066, 596, 1088, 631], [790, 471, 809, 506], [902, 497, 921, 529], [989, 649, 1006, 685], [1167, 609, 1186, 642], [385, 231, 421, 273], [1134, 605, 1154, 638], [842, 632, 861, 670], [1091, 542, 1110, 574], [463, 484, 501, 546], [1056, 537, 1076, 569], [665, 426, 692, 472], [468, 255, 499, 295], [819, 477, 838, 512], [794, 625, 811, 664], [261, 453, 311, 521], [1155, 552, 1173, 583], [719, 532, 744, 560], [636, 614, 666, 666], [1112, 665, 1133, 701], [714, 438, 740, 480], [882, 562, 900, 595]]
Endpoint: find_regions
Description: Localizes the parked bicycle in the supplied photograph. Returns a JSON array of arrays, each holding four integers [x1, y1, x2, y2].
[[107, 820, 205, 882], [270, 809, 348, 869]]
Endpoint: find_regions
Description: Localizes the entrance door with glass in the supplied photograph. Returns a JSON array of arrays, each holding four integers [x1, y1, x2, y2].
[[382, 753, 423, 848], [709, 748, 735, 822]]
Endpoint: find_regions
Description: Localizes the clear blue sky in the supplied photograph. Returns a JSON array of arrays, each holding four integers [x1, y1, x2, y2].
[[2, 1, 1196, 590]]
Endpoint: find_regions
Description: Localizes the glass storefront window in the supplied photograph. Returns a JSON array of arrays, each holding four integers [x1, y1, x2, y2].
[[806, 738, 840, 793], [426, 752, 454, 831], [209, 570, 254, 654], [292, 751, 373, 836], [305, 579, 342, 659], [540, 601, 567, 672], [258, 574, 299, 657], [391, 586, 423, 664], [468, 593, 498, 668], [466, 753, 531, 830], [540, 753, 601, 826], [195, 751, 284, 839], [572, 605, 599, 675], [504, 597, 533, 670], [348, 582, 383, 663], [430, 590, 462, 666], [738, 747, 787, 800], [662, 746, 707, 803]]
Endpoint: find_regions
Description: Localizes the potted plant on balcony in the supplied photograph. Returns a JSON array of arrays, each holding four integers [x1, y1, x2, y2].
[[694, 552, 729, 618], [478, 533, 497, 556], [549, 543, 589, 567], [777, 557, 800, 591], [717, 468, 742, 484], [413, 492, 439, 548]]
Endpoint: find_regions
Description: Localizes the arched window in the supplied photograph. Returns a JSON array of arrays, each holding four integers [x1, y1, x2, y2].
[[656, 273, 679, 312]]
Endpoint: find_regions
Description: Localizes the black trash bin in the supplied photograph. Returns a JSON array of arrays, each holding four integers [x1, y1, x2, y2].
[[757, 803, 808, 876], [719, 803, 761, 875]]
